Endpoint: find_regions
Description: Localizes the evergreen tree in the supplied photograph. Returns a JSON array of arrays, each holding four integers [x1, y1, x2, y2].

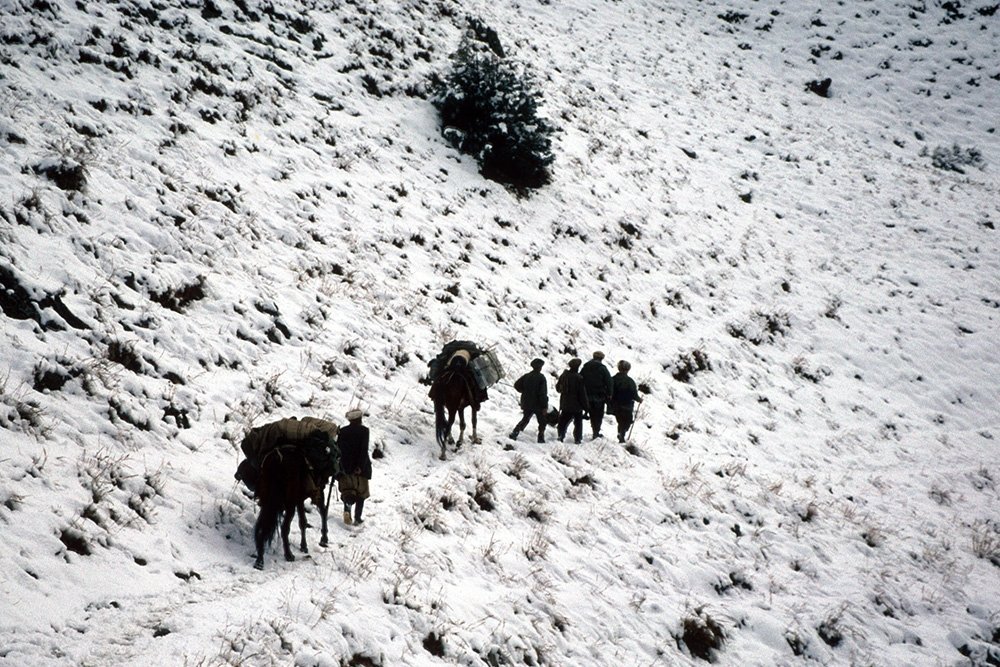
[[433, 28, 556, 191]]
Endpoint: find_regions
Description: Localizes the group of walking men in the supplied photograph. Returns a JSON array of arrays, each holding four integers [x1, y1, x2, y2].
[[510, 351, 643, 445], [238, 350, 642, 555]]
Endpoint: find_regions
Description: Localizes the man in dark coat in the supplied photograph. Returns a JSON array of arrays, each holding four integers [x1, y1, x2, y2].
[[610, 360, 643, 443], [510, 358, 548, 443], [580, 351, 613, 439], [337, 409, 372, 525], [556, 358, 589, 444]]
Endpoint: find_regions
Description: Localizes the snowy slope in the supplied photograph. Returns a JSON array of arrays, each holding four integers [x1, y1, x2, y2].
[[1, 0, 998, 665]]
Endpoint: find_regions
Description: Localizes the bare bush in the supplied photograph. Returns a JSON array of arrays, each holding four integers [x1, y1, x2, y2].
[[971, 520, 1000, 566], [506, 453, 529, 479], [927, 143, 985, 174], [521, 494, 551, 523], [473, 470, 496, 512], [676, 607, 726, 661], [727, 310, 790, 345], [34, 136, 96, 192], [817, 612, 844, 647], [550, 444, 573, 466], [523, 528, 549, 561], [792, 356, 831, 383], [0, 372, 51, 439]]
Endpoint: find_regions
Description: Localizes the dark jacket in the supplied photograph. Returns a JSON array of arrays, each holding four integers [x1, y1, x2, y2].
[[610, 373, 641, 413], [513, 369, 548, 412], [556, 370, 589, 412], [337, 422, 372, 479], [581, 359, 612, 403]]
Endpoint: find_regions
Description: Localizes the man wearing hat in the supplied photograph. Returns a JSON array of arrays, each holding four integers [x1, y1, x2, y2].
[[337, 409, 371, 525], [581, 351, 613, 439], [610, 360, 643, 443], [510, 358, 549, 443], [556, 358, 589, 444]]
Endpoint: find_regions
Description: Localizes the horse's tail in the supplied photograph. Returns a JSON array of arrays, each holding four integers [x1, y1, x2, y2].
[[434, 391, 447, 447], [253, 450, 286, 555]]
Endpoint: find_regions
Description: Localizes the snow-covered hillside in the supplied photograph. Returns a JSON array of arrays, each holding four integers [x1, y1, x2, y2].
[[1, 0, 998, 664]]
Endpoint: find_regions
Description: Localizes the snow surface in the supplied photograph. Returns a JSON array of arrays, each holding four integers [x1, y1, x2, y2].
[[0, 0, 998, 665]]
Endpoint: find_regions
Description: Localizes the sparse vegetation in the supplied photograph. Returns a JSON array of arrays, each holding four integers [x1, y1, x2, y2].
[[149, 275, 207, 312], [0, 372, 50, 438], [668, 348, 712, 383], [817, 611, 845, 648], [523, 527, 549, 560], [33, 157, 86, 192], [677, 608, 726, 661], [472, 470, 496, 511], [927, 143, 985, 173], [506, 453, 529, 479], [971, 520, 1000, 566], [0, 0, 998, 663], [792, 356, 831, 383], [727, 310, 790, 345]]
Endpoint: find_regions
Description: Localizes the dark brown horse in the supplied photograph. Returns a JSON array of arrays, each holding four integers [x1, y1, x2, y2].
[[252, 445, 333, 570], [430, 359, 481, 460]]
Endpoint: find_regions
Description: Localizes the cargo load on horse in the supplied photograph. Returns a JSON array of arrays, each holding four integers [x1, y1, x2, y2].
[[426, 340, 505, 396], [470, 349, 504, 389], [235, 416, 341, 497]]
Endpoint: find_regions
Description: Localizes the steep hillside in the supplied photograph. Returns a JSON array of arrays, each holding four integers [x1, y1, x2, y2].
[[1, 0, 998, 665]]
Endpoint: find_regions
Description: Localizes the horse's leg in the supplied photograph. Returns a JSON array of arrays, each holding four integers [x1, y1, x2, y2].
[[282, 507, 296, 562], [471, 406, 480, 444], [253, 512, 267, 570], [434, 395, 448, 461], [297, 502, 308, 553], [456, 407, 465, 447], [319, 477, 331, 547], [446, 407, 456, 445], [437, 418, 448, 447]]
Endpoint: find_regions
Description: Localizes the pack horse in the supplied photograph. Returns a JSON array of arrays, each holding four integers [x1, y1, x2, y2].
[[234, 417, 341, 570], [427, 342, 504, 460]]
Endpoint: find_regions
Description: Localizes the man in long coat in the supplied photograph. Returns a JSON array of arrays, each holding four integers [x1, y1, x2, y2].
[[337, 409, 372, 525]]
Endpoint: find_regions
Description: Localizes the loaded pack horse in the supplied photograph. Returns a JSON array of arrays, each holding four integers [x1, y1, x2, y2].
[[429, 350, 482, 460], [236, 417, 340, 570], [251, 443, 335, 570]]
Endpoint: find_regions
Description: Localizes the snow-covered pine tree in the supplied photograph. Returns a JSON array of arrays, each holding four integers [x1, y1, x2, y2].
[[433, 26, 556, 191]]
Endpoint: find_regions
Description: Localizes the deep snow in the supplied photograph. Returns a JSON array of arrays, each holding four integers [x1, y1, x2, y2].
[[1, 0, 998, 665]]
